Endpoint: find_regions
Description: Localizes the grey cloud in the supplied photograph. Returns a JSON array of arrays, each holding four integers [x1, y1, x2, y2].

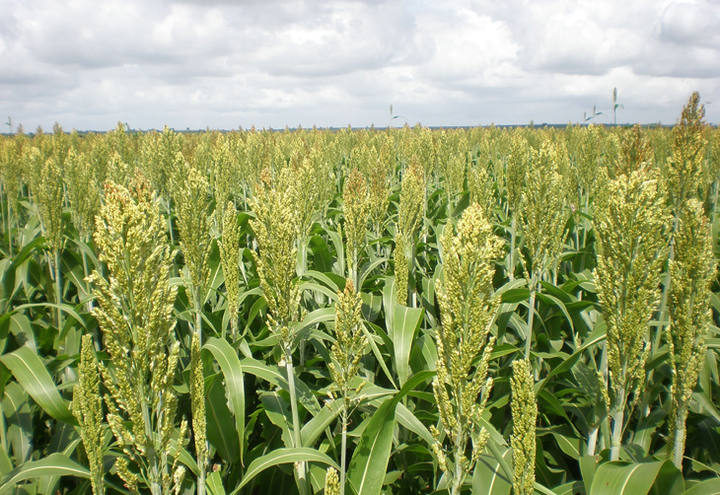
[[658, 0, 720, 48], [2, 0, 719, 130]]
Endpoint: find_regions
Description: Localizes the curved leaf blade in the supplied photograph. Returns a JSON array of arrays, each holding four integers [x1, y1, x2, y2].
[[0, 453, 89, 490], [348, 371, 434, 495], [589, 460, 669, 495], [203, 337, 246, 464], [232, 447, 338, 494], [0, 346, 74, 424]]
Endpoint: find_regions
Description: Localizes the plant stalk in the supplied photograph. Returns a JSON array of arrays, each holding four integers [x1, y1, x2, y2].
[[524, 280, 537, 361], [5, 193, 12, 257], [53, 249, 63, 333], [509, 215, 516, 280], [286, 357, 308, 495], [587, 426, 598, 456], [610, 389, 626, 461], [340, 407, 348, 495], [194, 294, 206, 495]]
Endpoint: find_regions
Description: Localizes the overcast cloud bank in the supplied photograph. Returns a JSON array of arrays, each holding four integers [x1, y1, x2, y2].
[[1, 0, 719, 130]]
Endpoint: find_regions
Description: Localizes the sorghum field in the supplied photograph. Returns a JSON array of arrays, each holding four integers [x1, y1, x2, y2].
[[0, 93, 719, 495]]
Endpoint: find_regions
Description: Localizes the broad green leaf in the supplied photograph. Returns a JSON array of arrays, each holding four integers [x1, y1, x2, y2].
[[179, 447, 200, 477], [231, 447, 339, 493], [535, 329, 606, 394], [534, 482, 563, 495], [206, 470, 227, 495], [0, 346, 74, 424], [205, 377, 240, 463], [239, 357, 321, 415], [300, 282, 339, 302], [301, 398, 342, 447], [589, 460, 670, 495], [682, 478, 720, 495], [298, 307, 336, 334], [551, 432, 582, 459], [472, 445, 512, 495], [362, 322, 397, 389], [203, 337, 245, 464], [396, 402, 433, 446], [11, 303, 86, 330], [347, 395, 397, 495], [348, 371, 433, 495], [389, 303, 423, 386], [553, 481, 584, 495], [537, 292, 575, 334], [579, 455, 598, 494], [0, 453, 89, 491], [4, 382, 32, 463]]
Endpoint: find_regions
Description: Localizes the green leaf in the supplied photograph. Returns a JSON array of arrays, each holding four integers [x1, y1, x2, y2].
[[389, 303, 423, 386], [535, 329, 606, 394], [579, 455, 598, 495], [682, 478, 720, 495], [0, 346, 74, 424], [4, 382, 32, 463], [301, 399, 343, 447], [0, 453, 89, 491], [537, 292, 574, 334], [347, 395, 397, 495], [239, 357, 321, 415], [362, 322, 397, 389], [472, 445, 512, 495], [12, 303, 87, 330], [231, 447, 339, 494], [206, 470, 227, 495], [551, 432, 582, 459], [348, 371, 433, 495], [203, 337, 245, 464], [205, 377, 240, 463], [396, 403, 433, 446], [589, 460, 672, 495]]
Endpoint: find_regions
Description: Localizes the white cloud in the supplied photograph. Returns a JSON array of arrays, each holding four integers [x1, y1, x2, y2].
[[1, 0, 718, 130]]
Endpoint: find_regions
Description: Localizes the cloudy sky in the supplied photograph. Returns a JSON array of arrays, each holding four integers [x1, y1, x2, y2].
[[1, 0, 719, 131]]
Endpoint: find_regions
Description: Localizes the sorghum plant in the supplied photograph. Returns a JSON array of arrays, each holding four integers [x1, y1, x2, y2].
[[324, 468, 341, 495], [64, 148, 102, 310], [219, 201, 242, 339], [249, 168, 307, 493], [72, 334, 105, 495], [31, 151, 66, 333], [89, 178, 187, 494], [430, 203, 503, 495], [519, 141, 569, 359], [503, 133, 529, 280], [665, 92, 707, 208], [174, 162, 213, 329], [342, 168, 370, 287], [667, 199, 715, 469], [172, 163, 212, 491], [394, 160, 425, 305], [511, 358, 537, 495], [593, 168, 669, 460], [467, 159, 495, 221], [439, 152, 466, 213], [328, 280, 367, 495]]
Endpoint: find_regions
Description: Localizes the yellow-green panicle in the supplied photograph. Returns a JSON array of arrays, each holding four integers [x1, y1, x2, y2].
[[249, 168, 302, 354], [511, 358, 537, 495], [89, 177, 186, 494], [329, 280, 367, 404], [430, 203, 503, 495], [72, 335, 105, 495], [667, 198, 715, 468]]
